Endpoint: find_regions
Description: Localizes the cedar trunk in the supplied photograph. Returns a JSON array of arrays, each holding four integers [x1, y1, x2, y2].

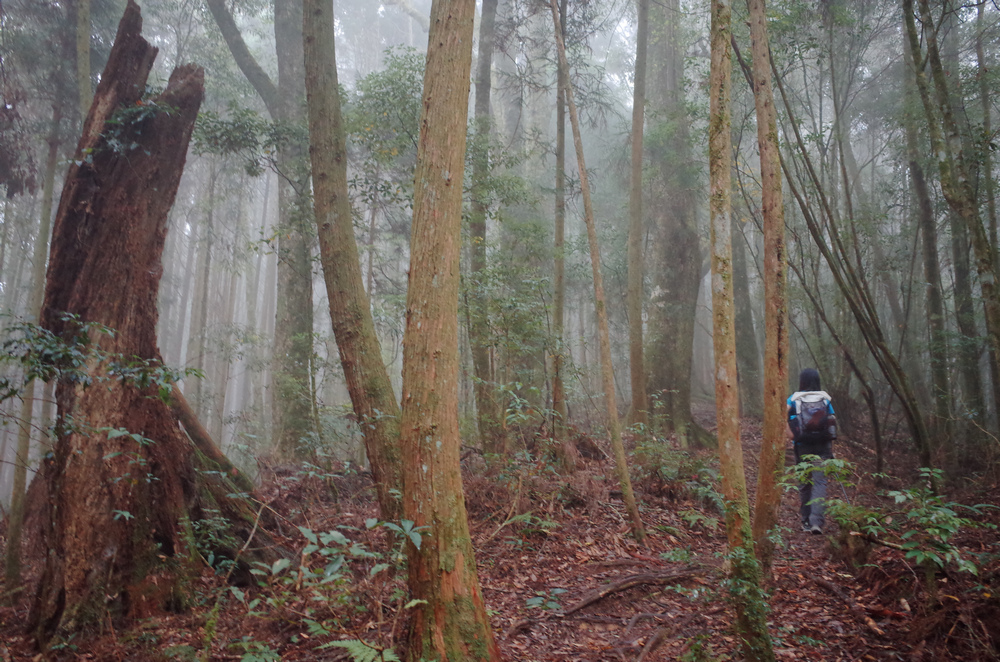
[[468, 0, 506, 455], [709, 0, 774, 658], [398, 0, 499, 656], [302, 0, 402, 520], [745, 0, 789, 574], [552, 0, 572, 465], [626, 0, 649, 426], [645, 0, 700, 444], [29, 3, 267, 643]]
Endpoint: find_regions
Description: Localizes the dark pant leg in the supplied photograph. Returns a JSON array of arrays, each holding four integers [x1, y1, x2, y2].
[[796, 441, 833, 528]]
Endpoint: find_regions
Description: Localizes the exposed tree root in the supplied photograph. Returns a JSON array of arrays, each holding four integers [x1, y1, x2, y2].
[[562, 568, 698, 616]]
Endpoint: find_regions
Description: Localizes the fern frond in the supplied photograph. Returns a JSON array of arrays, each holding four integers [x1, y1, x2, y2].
[[319, 639, 400, 662]]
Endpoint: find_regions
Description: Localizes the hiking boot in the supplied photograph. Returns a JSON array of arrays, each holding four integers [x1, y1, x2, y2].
[[801, 522, 811, 532], [810, 525, 823, 535]]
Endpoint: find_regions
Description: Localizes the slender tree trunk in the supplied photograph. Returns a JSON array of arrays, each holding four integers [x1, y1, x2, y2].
[[551, 0, 573, 468], [976, 0, 1000, 436], [626, 0, 649, 427], [75, 0, 92, 119], [211, 265, 239, 444], [302, 0, 403, 520], [4, 105, 61, 595], [902, 30, 952, 440], [905, 0, 1000, 424], [187, 170, 215, 419], [709, 2, 774, 658], [206, 0, 314, 457], [242, 178, 270, 425], [398, 0, 499, 655], [466, 0, 506, 455], [550, 0, 645, 543], [170, 213, 198, 367], [733, 218, 763, 416], [980, 0, 999, 264], [29, 5, 271, 643], [745, 0, 789, 575]]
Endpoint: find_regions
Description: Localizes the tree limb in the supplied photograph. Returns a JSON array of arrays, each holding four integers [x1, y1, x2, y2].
[[384, 0, 430, 31], [562, 569, 697, 616], [204, 0, 281, 116]]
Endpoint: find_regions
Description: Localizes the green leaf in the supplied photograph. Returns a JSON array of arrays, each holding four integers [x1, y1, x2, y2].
[[404, 599, 427, 610], [319, 639, 399, 662], [271, 558, 291, 576], [320, 530, 350, 546], [298, 526, 318, 544]]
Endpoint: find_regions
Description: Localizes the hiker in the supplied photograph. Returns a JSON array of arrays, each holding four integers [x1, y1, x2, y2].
[[787, 368, 837, 534]]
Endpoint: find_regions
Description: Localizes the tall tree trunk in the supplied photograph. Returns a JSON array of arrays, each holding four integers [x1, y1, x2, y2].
[[4, 105, 61, 595], [550, 0, 645, 543], [551, 0, 572, 467], [645, 0, 700, 444], [271, 0, 314, 458], [75, 0, 92, 119], [398, 0, 499, 656], [902, 29, 952, 440], [467, 0, 506, 455], [28, 5, 270, 643], [979, 0, 999, 264], [709, 2, 774, 659], [626, 0, 649, 427], [745, 0, 790, 575], [206, 0, 314, 457], [302, 0, 403, 521], [905, 0, 1000, 424]]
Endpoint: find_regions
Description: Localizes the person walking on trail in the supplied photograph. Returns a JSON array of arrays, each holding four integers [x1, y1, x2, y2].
[[787, 368, 837, 534]]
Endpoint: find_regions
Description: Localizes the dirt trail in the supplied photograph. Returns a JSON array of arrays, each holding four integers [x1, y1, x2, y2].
[[478, 412, 907, 661]]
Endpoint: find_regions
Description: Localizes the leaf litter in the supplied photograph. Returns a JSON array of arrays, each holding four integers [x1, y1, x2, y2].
[[1, 404, 998, 660]]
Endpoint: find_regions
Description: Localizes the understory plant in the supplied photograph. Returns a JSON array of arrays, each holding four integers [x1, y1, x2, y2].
[[785, 461, 996, 602], [234, 518, 423, 658]]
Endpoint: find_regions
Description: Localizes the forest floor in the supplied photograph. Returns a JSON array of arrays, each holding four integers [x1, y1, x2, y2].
[[2, 405, 1000, 661]]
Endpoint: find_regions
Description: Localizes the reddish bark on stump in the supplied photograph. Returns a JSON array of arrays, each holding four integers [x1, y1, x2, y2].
[[27, 2, 259, 644]]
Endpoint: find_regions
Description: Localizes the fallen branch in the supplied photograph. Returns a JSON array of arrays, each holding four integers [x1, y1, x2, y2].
[[809, 573, 885, 637], [849, 530, 905, 551], [562, 568, 698, 616], [170, 385, 256, 494], [505, 568, 701, 638]]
